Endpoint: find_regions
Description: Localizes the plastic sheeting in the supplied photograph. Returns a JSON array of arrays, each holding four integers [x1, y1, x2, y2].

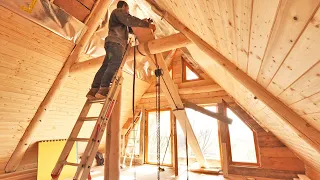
[[0, 0, 86, 43], [83, 0, 177, 82]]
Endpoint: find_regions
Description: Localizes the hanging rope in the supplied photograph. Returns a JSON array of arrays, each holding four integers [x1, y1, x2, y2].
[[132, 38, 137, 180], [185, 116, 189, 180], [154, 54, 163, 180]]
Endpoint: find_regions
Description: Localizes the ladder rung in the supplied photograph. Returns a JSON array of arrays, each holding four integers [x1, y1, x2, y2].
[[80, 117, 99, 121], [70, 138, 91, 142], [64, 161, 80, 167], [88, 98, 106, 103]]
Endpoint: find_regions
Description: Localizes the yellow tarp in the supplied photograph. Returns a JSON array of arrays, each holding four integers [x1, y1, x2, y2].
[[38, 140, 77, 180]]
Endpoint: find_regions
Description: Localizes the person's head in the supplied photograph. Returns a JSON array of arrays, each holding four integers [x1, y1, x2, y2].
[[117, 1, 129, 13]]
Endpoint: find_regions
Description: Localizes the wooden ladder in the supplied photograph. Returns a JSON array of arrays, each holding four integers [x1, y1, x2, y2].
[[121, 113, 141, 168], [51, 48, 130, 180]]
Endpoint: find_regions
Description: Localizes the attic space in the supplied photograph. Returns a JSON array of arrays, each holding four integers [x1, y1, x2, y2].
[[0, 0, 320, 180]]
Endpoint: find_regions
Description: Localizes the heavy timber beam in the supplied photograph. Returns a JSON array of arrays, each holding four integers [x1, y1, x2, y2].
[[69, 33, 191, 74], [142, 84, 223, 98], [5, 0, 113, 173], [147, 53, 207, 167], [146, 1, 320, 152], [182, 100, 232, 124]]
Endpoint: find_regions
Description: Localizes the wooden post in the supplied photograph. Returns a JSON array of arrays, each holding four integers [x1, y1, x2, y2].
[[173, 116, 178, 176], [69, 33, 191, 74], [5, 0, 113, 173], [105, 87, 121, 180], [146, 53, 207, 167], [139, 106, 146, 164], [217, 103, 229, 178], [145, 1, 320, 153]]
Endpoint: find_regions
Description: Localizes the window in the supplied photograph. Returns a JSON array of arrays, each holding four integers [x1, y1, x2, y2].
[[182, 60, 201, 81], [177, 106, 221, 168], [146, 110, 172, 165], [227, 108, 258, 165]]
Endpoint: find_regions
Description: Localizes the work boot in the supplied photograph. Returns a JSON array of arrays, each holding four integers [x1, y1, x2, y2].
[[95, 87, 109, 99], [86, 88, 99, 100]]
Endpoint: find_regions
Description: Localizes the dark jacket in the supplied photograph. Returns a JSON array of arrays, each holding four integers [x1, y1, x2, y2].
[[106, 8, 149, 47]]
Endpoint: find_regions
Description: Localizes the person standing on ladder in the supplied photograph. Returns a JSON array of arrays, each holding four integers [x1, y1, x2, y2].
[[87, 1, 156, 99]]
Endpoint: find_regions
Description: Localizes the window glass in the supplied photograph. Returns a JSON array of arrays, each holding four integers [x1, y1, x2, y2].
[[177, 106, 221, 168], [185, 66, 199, 80], [147, 111, 172, 165], [227, 108, 257, 163]]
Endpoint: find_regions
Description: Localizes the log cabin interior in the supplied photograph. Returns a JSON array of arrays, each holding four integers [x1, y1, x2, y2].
[[0, 0, 320, 179]]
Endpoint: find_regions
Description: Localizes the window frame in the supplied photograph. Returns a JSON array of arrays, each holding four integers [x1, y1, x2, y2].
[[145, 108, 174, 167], [182, 59, 203, 82], [224, 105, 260, 167]]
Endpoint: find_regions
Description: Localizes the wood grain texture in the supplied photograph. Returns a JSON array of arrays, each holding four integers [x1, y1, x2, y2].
[[0, 6, 74, 172], [247, 0, 280, 80], [257, 0, 320, 87]]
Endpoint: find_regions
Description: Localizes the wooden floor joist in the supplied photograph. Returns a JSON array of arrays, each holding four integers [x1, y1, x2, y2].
[[5, 0, 113, 173]]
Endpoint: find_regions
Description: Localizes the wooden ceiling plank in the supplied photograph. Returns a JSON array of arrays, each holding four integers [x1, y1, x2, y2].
[[145, 1, 320, 162], [278, 61, 320, 105], [257, 0, 320, 87], [267, 8, 320, 96], [247, 0, 280, 80], [233, 0, 253, 72], [217, 0, 238, 65]]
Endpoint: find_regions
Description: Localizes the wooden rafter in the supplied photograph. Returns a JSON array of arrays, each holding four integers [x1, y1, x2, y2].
[[5, 0, 113, 173], [145, 0, 320, 154]]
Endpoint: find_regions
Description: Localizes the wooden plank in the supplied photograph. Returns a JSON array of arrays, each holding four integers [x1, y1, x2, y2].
[[218, 0, 238, 65], [260, 147, 297, 158], [305, 165, 320, 180], [260, 156, 305, 171], [146, 2, 320, 158], [53, 0, 90, 22], [278, 61, 320, 105], [257, 0, 320, 87], [247, 0, 280, 80], [298, 174, 312, 180], [5, 0, 113, 173], [233, 0, 253, 72], [77, 0, 95, 10], [267, 8, 320, 96]]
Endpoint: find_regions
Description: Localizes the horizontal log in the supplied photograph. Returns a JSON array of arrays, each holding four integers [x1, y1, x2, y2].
[[142, 84, 223, 98], [69, 33, 192, 74], [182, 100, 232, 124]]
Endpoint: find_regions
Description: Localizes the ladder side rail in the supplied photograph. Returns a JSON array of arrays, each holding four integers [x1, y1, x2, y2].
[[75, 51, 128, 179], [73, 77, 123, 179], [79, 77, 123, 180], [51, 101, 93, 179]]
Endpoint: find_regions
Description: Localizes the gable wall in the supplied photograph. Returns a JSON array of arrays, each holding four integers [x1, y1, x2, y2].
[[227, 103, 305, 179], [0, 6, 74, 174], [135, 51, 306, 179]]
